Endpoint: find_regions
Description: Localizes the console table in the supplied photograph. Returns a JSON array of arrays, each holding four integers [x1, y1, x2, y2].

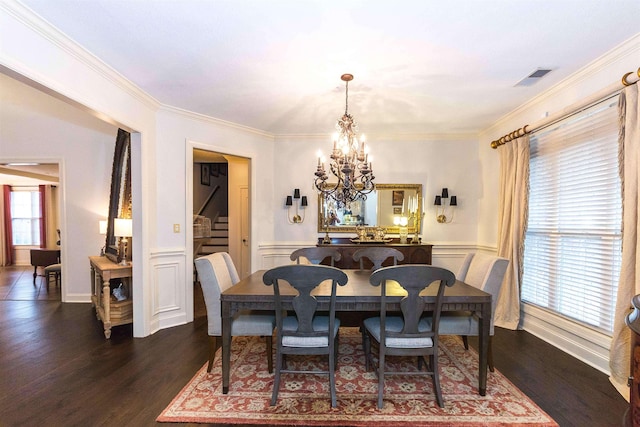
[[89, 256, 132, 339], [317, 238, 432, 269]]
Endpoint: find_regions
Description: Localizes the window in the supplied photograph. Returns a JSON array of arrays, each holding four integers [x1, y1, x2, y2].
[[11, 188, 41, 246], [521, 96, 622, 334]]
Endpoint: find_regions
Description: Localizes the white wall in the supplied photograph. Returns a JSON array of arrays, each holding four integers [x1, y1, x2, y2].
[[0, 73, 116, 299], [270, 134, 481, 269]]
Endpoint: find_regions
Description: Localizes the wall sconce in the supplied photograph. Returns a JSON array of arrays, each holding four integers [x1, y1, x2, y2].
[[434, 188, 457, 223], [99, 220, 107, 256], [286, 188, 307, 224], [114, 218, 133, 265]]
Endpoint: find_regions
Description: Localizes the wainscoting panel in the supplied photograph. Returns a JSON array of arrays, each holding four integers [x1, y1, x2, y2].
[[257, 242, 315, 269], [149, 248, 188, 332]]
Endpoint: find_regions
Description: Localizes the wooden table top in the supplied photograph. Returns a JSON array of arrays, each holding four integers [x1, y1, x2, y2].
[[222, 269, 491, 304]]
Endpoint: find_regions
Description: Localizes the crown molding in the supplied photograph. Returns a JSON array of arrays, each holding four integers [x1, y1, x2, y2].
[[486, 33, 640, 134], [275, 132, 478, 142], [2, 0, 160, 112], [159, 104, 275, 140]]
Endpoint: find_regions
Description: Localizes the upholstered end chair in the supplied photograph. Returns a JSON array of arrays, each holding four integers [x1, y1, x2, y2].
[[438, 252, 509, 371], [195, 252, 276, 373]]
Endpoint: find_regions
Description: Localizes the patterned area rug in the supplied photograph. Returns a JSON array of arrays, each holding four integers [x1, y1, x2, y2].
[[158, 328, 557, 426]]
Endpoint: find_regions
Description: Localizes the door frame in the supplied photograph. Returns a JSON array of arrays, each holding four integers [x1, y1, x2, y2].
[[185, 140, 254, 320]]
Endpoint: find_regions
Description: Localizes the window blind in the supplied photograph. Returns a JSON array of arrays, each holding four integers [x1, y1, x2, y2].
[[521, 95, 621, 334]]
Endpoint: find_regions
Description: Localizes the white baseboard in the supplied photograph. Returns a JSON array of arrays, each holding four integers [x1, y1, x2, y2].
[[521, 303, 611, 375]]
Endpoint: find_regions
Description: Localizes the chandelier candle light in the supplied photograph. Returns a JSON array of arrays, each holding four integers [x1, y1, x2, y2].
[[314, 74, 375, 210]]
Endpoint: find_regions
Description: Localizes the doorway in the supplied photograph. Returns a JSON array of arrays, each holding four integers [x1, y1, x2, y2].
[[192, 149, 250, 278], [0, 163, 62, 299]]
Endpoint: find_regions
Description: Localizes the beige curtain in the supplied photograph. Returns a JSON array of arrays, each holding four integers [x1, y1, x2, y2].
[[494, 135, 529, 330], [610, 84, 640, 400], [45, 185, 59, 249]]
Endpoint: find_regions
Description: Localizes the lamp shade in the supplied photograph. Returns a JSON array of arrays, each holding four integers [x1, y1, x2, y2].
[[99, 220, 108, 235], [285, 196, 293, 206], [293, 188, 301, 199], [301, 196, 308, 207], [441, 188, 449, 198], [114, 218, 132, 237], [450, 196, 457, 206], [434, 195, 442, 206]]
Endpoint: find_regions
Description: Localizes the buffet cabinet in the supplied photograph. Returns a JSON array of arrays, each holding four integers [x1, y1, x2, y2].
[[316, 238, 432, 269]]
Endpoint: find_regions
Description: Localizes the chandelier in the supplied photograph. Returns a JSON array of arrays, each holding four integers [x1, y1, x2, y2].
[[314, 74, 375, 209]]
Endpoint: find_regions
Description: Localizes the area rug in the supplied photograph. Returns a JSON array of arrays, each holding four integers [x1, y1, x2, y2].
[[158, 328, 557, 426]]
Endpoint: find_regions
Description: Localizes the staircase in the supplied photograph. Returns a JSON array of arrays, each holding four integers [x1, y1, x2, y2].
[[197, 216, 229, 256]]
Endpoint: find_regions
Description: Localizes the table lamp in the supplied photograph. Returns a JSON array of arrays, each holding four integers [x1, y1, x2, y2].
[[114, 218, 132, 266]]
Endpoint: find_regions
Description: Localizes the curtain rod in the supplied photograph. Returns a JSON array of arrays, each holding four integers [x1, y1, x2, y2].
[[491, 67, 640, 149]]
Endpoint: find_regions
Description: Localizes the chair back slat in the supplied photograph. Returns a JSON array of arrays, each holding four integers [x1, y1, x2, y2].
[[263, 264, 348, 337], [353, 247, 404, 271], [370, 265, 456, 339], [290, 247, 342, 266]]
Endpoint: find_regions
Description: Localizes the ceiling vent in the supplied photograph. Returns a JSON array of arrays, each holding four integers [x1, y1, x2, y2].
[[515, 68, 553, 87]]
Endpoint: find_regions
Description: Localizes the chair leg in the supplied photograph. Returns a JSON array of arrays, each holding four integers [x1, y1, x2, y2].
[[363, 331, 371, 371], [265, 336, 273, 373], [208, 336, 220, 372], [334, 330, 340, 370], [377, 349, 385, 409], [329, 339, 337, 408], [271, 348, 283, 406], [431, 353, 444, 408], [462, 335, 469, 350]]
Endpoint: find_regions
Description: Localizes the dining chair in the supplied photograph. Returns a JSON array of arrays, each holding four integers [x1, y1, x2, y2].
[[290, 247, 342, 266], [362, 264, 456, 409], [44, 263, 62, 288], [352, 247, 404, 271], [438, 252, 509, 372], [262, 264, 348, 407], [194, 252, 276, 373]]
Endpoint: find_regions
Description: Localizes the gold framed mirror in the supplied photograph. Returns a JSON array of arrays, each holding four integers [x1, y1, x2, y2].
[[317, 184, 423, 234]]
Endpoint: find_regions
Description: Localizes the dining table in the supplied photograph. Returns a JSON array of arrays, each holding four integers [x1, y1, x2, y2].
[[220, 268, 492, 396]]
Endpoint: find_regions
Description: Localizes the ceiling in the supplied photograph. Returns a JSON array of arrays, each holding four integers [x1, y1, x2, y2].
[[0, 164, 59, 185], [15, 0, 640, 137]]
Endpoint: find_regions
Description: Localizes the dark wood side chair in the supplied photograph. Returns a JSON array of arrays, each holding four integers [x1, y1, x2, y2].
[[29, 249, 61, 285], [352, 247, 404, 271], [290, 247, 342, 266], [263, 264, 348, 408], [362, 264, 456, 409], [194, 252, 276, 373]]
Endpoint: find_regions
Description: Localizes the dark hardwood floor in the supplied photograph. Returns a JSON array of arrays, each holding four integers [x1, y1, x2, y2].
[[0, 266, 628, 426]]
